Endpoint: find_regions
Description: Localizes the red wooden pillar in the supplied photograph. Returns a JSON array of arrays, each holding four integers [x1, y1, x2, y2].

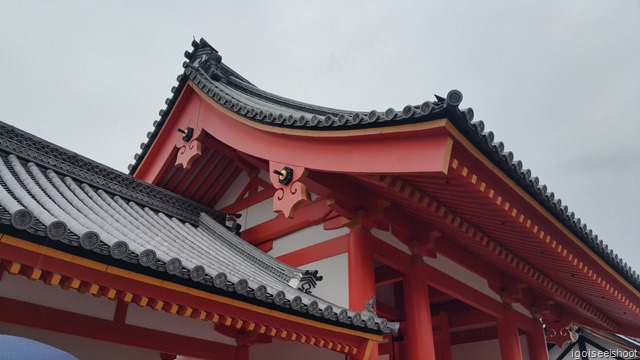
[[497, 303, 523, 360], [348, 227, 378, 359], [403, 255, 436, 360], [234, 344, 249, 360], [526, 318, 549, 360]]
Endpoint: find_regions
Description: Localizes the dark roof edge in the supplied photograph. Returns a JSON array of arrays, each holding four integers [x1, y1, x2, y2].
[[0, 223, 390, 336], [0, 121, 223, 225], [127, 38, 474, 174], [128, 38, 639, 293]]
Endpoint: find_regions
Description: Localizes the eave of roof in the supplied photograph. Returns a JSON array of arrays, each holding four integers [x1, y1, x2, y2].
[[0, 121, 396, 336], [128, 38, 639, 293]]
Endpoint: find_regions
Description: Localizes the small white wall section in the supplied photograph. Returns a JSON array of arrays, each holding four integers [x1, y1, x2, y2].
[[422, 254, 502, 303], [250, 339, 344, 360], [0, 273, 237, 346], [452, 335, 530, 360], [257, 168, 271, 185], [513, 302, 532, 319], [0, 274, 116, 320], [237, 198, 279, 229], [299, 253, 349, 308], [125, 303, 236, 345], [215, 171, 250, 210], [0, 322, 160, 360], [268, 224, 348, 258]]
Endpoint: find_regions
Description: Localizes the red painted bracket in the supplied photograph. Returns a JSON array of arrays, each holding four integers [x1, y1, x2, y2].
[[545, 320, 577, 348], [175, 122, 203, 170], [269, 161, 308, 218]]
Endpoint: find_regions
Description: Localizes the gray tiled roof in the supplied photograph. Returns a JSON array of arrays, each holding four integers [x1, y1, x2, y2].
[[128, 38, 639, 293], [0, 121, 397, 335]]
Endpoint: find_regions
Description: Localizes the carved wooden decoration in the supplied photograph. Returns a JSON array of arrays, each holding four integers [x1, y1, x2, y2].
[[545, 320, 578, 348], [175, 123, 203, 170], [269, 161, 308, 219]]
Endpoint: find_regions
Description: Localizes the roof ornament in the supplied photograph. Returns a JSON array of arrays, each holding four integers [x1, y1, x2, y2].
[[364, 295, 377, 316], [177, 127, 193, 142], [225, 213, 242, 235], [199, 50, 224, 82], [287, 270, 323, 294], [273, 166, 293, 185]]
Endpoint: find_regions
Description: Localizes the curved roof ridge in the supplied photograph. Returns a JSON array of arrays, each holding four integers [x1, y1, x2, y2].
[[127, 38, 639, 293]]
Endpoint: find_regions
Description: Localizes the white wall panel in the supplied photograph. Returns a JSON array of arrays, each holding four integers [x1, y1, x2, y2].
[[215, 171, 250, 210], [0, 322, 160, 360], [268, 225, 348, 258], [238, 198, 278, 230], [125, 304, 236, 344], [250, 339, 344, 360], [0, 274, 116, 320], [299, 253, 349, 308], [452, 335, 530, 360]]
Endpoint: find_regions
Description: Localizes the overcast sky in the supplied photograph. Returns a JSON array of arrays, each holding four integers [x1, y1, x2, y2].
[[1, 1, 638, 273]]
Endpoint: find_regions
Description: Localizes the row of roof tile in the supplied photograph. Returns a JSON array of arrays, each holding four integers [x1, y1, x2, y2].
[[127, 38, 639, 292], [0, 122, 397, 335]]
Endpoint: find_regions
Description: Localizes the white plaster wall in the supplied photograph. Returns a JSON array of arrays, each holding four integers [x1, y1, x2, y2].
[[214, 171, 250, 210], [249, 339, 344, 360], [256, 169, 271, 185], [125, 303, 236, 345], [299, 253, 349, 308], [371, 228, 411, 257], [0, 273, 116, 320], [452, 335, 530, 360], [236, 198, 278, 230], [268, 224, 348, 258], [422, 254, 502, 303], [512, 303, 532, 319], [0, 322, 160, 360]]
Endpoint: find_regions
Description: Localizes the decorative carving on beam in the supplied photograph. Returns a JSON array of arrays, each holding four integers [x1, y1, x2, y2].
[[175, 124, 203, 170], [545, 320, 578, 348], [269, 161, 308, 218]]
